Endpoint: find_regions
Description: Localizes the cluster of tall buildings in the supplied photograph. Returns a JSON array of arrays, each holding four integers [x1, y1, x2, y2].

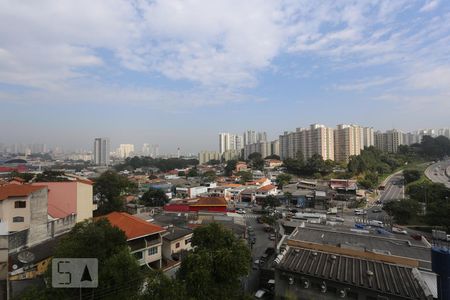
[[0, 143, 49, 155], [279, 124, 376, 162], [201, 131, 278, 165], [205, 125, 450, 165]]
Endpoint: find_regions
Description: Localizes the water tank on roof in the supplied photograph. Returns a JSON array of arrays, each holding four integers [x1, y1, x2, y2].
[[432, 246, 450, 300]]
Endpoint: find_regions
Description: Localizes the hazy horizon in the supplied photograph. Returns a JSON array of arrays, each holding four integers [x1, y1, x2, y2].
[[1, 1, 450, 153]]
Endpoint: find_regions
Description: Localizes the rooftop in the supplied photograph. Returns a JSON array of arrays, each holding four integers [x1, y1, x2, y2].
[[0, 184, 46, 201], [289, 225, 431, 269], [190, 197, 227, 206], [257, 184, 277, 191], [163, 227, 193, 242], [277, 247, 431, 300], [102, 212, 165, 241]]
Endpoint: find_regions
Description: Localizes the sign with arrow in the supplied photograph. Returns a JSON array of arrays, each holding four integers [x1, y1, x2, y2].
[[52, 258, 98, 288]]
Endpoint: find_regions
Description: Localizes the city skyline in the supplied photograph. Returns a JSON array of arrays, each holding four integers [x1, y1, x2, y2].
[[1, 1, 450, 153]]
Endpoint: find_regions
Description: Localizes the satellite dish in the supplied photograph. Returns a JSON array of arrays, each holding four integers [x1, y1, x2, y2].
[[18, 250, 35, 264], [12, 264, 18, 270]]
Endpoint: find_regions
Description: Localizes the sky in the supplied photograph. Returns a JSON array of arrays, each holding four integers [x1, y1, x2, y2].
[[1, 0, 450, 154]]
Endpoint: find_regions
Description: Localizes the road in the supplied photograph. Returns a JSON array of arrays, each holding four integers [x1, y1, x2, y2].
[[241, 212, 273, 295], [425, 160, 450, 188], [378, 173, 405, 203]]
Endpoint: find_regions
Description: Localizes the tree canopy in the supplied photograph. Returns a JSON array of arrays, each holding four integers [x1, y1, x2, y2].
[[248, 152, 264, 171], [94, 170, 137, 214], [178, 223, 251, 300], [224, 160, 237, 176], [283, 153, 334, 177], [116, 156, 199, 172], [275, 173, 292, 189], [383, 199, 420, 224], [237, 171, 253, 184], [141, 187, 169, 206], [21, 219, 144, 300]]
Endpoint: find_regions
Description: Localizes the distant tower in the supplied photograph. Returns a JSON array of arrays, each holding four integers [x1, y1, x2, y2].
[[177, 147, 180, 158], [93, 138, 110, 166]]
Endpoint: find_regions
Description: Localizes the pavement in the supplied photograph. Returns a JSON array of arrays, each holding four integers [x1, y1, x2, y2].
[[424, 159, 450, 188]]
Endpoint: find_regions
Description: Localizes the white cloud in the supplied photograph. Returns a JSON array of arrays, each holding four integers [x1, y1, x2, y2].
[[420, 0, 440, 12], [0, 0, 450, 109]]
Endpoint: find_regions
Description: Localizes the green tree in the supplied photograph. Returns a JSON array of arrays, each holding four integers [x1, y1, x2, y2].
[[9, 171, 34, 182], [383, 199, 420, 224], [142, 270, 187, 300], [403, 169, 421, 184], [237, 171, 253, 184], [224, 160, 238, 176], [187, 168, 198, 177], [263, 195, 280, 208], [358, 172, 379, 189], [276, 173, 292, 189], [207, 159, 221, 165], [178, 223, 251, 300], [178, 171, 186, 177], [94, 170, 137, 214], [426, 199, 450, 231], [35, 170, 70, 182], [202, 170, 217, 182], [141, 187, 169, 206], [248, 152, 264, 171], [47, 219, 143, 300]]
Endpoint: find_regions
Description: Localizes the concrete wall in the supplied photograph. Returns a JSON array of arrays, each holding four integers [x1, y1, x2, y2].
[[76, 182, 93, 222], [27, 188, 49, 246], [0, 196, 31, 232]]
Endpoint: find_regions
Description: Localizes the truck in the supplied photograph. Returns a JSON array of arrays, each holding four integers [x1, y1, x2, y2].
[[432, 229, 450, 241], [327, 207, 338, 215]]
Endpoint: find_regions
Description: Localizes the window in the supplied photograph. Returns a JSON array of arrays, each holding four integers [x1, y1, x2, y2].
[[14, 201, 26, 208], [185, 238, 192, 245], [133, 251, 143, 260], [13, 216, 24, 223], [148, 246, 158, 255], [175, 242, 180, 248]]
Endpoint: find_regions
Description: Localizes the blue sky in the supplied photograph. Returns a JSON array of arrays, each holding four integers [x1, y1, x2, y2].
[[0, 0, 449, 153]]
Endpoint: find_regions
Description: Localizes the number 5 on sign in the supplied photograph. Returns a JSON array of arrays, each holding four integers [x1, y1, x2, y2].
[[52, 258, 98, 288]]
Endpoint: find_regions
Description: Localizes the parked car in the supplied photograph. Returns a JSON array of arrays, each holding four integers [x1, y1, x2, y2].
[[372, 208, 382, 213], [254, 289, 269, 299], [253, 259, 260, 270], [269, 234, 276, 240], [392, 227, 407, 234]]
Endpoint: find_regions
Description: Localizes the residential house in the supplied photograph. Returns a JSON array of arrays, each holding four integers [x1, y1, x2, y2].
[[162, 227, 193, 261], [32, 177, 94, 223], [0, 184, 52, 247], [102, 212, 166, 268], [255, 184, 278, 204]]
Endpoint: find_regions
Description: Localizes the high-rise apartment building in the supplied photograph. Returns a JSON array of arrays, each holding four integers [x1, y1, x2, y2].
[[198, 151, 221, 165], [219, 133, 233, 154], [374, 129, 404, 153], [279, 124, 334, 161], [219, 133, 244, 153], [244, 130, 257, 146], [94, 138, 110, 166], [142, 143, 151, 156], [235, 135, 244, 151], [334, 124, 361, 163], [118, 144, 135, 158], [360, 127, 375, 149]]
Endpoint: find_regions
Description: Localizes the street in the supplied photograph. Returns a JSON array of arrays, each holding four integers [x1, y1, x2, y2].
[[425, 159, 450, 188]]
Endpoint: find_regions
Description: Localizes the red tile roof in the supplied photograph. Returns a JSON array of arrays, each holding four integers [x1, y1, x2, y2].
[[257, 184, 277, 191], [0, 184, 46, 201], [102, 212, 165, 240], [190, 197, 227, 207]]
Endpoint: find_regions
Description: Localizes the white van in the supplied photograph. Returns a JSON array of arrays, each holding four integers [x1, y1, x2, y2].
[[369, 220, 384, 227]]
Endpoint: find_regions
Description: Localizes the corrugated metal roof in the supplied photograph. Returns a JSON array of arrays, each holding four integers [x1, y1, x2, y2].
[[277, 248, 430, 300]]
